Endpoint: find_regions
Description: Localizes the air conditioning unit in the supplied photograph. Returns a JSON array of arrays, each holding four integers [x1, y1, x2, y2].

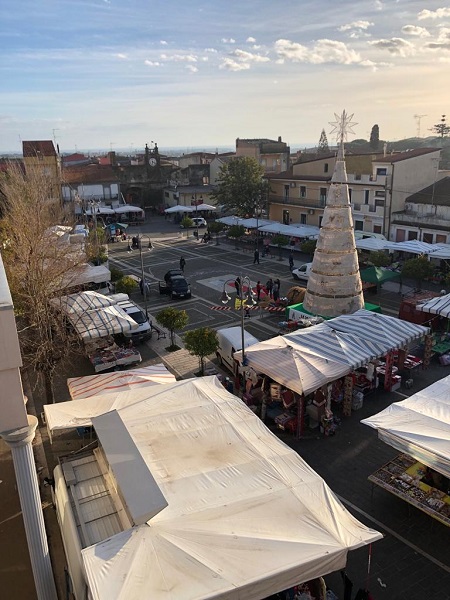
[[308, 209, 315, 215], [290, 182, 296, 188]]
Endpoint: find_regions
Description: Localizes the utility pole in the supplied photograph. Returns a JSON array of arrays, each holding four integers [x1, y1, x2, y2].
[[413, 114, 427, 138]]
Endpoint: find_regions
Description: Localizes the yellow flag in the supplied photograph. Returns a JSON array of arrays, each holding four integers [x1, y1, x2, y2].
[[234, 297, 247, 310]]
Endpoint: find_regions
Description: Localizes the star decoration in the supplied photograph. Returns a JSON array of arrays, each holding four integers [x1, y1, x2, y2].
[[329, 110, 358, 144]]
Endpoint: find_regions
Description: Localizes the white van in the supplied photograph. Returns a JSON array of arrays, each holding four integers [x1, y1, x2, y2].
[[292, 263, 313, 281], [216, 327, 259, 373], [111, 294, 152, 343]]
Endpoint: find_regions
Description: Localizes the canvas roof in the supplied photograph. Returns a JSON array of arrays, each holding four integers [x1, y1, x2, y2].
[[75, 377, 381, 599], [356, 237, 391, 251], [416, 292, 450, 317], [258, 223, 320, 238], [362, 374, 450, 478], [386, 240, 438, 255], [360, 267, 401, 284]]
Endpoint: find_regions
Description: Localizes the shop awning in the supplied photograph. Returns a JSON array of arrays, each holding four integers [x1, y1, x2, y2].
[[386, 240, 438, 255], [356, 238, 391, 251], [114, 205, 144, 214], [75, 377, 381, 599], [68, 304, 138, 340], [360, 267, 401, 284], [362, 374, 450, 479], [67, 364, 176, 400], [258, 223, 320, 238], [164, 205, 194, 214], [215, 215, 243, 226], [62, 264, 111, 288], [417, 293, 450, 317], [239, 218, 274, 229]]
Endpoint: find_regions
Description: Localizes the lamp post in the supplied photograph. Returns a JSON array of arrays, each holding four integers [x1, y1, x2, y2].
[[138, 234, 152, 319], [220, 275, 256, 367]]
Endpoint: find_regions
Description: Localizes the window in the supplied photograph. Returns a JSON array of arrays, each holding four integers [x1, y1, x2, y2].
[[284, 185, 289, 200], [261, 159, 266, 166], [300, 214, 307, 224], [355, 220, 364, 231], [324, 163, 329, 173], [437, 234, 447, 244], [373, 225, 382, 234], [300, 186, 306, 198], [376, 168, 387, 176], [423, 233, 433, 244], [375, 190, 385, 197], [348, 188, 352, 201], [396, 229, 405, 242], [319, 188, 327, 205], [408, 231, 418, 241], [374, 199, 385, 208], [283, 210, 290, 225], [364, 190, 370, 204], [319, 216, 323, 227]]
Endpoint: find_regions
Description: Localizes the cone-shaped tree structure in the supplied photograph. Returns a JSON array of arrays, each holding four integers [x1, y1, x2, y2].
[[303, 111, 364, 317]]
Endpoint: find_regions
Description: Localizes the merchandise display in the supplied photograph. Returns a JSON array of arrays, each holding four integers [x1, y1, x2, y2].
[[369, 454, 450, 526], [85, 337, 141, 373]]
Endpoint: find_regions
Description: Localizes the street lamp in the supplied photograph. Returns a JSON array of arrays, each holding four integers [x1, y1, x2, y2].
[[138, 234, 152, 319], [220, 275, 256, 367]]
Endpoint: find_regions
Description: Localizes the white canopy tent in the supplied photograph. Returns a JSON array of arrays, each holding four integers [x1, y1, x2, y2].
[[56, 376, 381, 600], [386, 240, 438, 255], [164, 205, 194, 214], [428, 244, 450, 260], [67, 364, 176, 400], [215, 215, 243, 226], [362, 374, 450, 479], [85, 206, 116, 215], [61, 264, 111, 289], [417, 293, 450, 317], [194, 203, 216, 211], [259, 223, 320, 238], [53, 290, 116, 314], [239, 218, 274, 229], [114, 205, 144, 215], [356, 238, 391, 251], [68, 304, 139, 340]]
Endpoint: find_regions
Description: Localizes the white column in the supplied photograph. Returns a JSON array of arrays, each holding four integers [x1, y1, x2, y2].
[[2, 415, 58, 600]]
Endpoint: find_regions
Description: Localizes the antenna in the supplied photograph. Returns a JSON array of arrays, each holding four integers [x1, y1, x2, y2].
[[413, 114, 427, 138]]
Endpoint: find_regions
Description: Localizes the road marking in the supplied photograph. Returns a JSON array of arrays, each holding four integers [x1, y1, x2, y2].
[[337, 495, 450, 574]]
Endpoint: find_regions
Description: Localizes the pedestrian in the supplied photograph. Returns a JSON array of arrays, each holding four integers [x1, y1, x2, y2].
[[253, 248, 260, 264], [256, 280, 263, 302], [289, 252, 294, 271], [235, 276, 241, 297], [127, 239, 132, 252], [266, 278, 273, 299], [273, 280, 280, 302], [139, 278, 144, 295], [179, 256, 186, 272], [275, 278, 281, 296]]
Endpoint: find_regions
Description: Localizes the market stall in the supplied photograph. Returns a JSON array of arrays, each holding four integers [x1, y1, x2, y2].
[[362, 374, 450, 525], [84, 336, 142, 372]]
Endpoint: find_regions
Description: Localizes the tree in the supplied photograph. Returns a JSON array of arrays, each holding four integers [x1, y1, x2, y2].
[[430, 114, 450, 138], [317, 129, 330, 155], [0, 162, 84, 403], [401, 256, 435, 290], [369, 250, 390, 267], [210, 157, 269, 216], [227, 224, 246, 249], [271, 234, 289, 260], [181, 216, 193, 236], [370, 125, 380, 150], [115, 276, 138, 295], [300, 239, 317, 255], [208, 221, 226, 245], [156, 307, 189, 350], [184, 327, 219, 376]]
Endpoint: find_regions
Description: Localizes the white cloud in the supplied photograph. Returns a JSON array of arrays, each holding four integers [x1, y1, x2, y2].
[[339, 20, 373, 32], [221, 38, 236, 44], [274, 38, 362, 65], [219, 58, 250, 71], [186, 65, 198, 73], [423, 26, 450, 49], [246, 37, 256, 43], [418, 7, 450, 20], [144, 60, 161, 67], [204, 47, 217, 53], [231, 49, 270, 63], [375, 0, 383, 10], [160, 40, 168, 45], [160, 53, 198, 62], [115, 53, 127, 59], [401, 25, 430, 37], [368, 37, 415, 56], [252, 44, 261, 49], [439, 56, 450, 62]]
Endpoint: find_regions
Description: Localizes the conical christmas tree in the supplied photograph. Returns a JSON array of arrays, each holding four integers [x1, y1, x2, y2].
[[303, 111, 364, 317]]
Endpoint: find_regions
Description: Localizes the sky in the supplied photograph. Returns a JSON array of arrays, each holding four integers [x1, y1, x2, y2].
[[1, 0, 450, 154]]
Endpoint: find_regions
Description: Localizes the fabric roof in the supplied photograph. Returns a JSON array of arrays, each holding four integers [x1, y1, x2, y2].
[[215, 216, 243, 226], [362, 374, 450, 478], [416, 292, 450, 317], [85, 206, 116, 215], [429, 244, 450, 259], [360, 267, 401, 284], [386, 240, 438, 254], [164, 205, 194, 214], [67, 364, 176, 400], [258, 223, 320, 238], [68, 304, 139, 340], [79, 377, 380, 599], [356, 238, 391, 251], [114, 205, 144, 214], [53, 290, 116, 314], [194, 203, 216, 211], [239, 218, 275, 229]]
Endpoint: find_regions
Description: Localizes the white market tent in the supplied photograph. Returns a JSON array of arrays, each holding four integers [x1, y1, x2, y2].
[[85, 206, 116, 215], [62, 264, 111, 289], [356, 238, 391, 252], [428, 244, 450, 260], [67, 364, 176, 400], [164, 205, 194, 214], [259, 223, 320, 238], [69, 304, 138, 340], [362, 374, 450, 479], [386, 240, 438, 255], [114, 204, 144, 215], [195, 203, 216, 211], [64, 376, 381, 600], [215, 215, 243, 226], [54, 290, 116, 314], [239, 217, 274, 229], [417, 292, 450, 318]]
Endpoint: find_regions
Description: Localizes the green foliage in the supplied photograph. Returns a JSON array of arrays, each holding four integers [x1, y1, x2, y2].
[[210, 157, 270, 217], [401, 256, 435, 289], [431, 115, 450, 138], [317, 129, 330, 154], [300, 239, 317, 255], [110, 266, 124, 281], [369, 250, 390, 267], [370, 124, 380, 150], [208, 221, 226, 234], [181, 216, 193, 230], [114, 276, 137, 295], [184, 327, 219, 375], [272, 234, 290, 260], [227, 225, 246, 239], [156, 307, 189, 348]]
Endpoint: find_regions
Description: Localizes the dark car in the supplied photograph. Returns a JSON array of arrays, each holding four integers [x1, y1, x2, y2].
[[164, 269, 183, 283], [159, 273, 191, 299]]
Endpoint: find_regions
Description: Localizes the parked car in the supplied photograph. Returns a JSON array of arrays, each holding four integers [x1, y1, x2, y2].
[[159, 271, 191, 299], [180, 217, 207, 228], [115, 297, 151, 343], [292, 263, 313, 281]]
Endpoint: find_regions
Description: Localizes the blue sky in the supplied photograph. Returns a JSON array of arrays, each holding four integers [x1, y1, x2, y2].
[[1, 0, 450, 153]]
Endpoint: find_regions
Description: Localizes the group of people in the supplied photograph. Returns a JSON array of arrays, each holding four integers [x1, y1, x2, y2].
[[235, 277, 281, 304]]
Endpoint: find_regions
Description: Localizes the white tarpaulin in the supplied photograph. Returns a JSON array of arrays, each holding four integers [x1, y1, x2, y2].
[[417, 293, 450, 317], [69, 304, 138, 340], [386, 240, 438, 255], [362, 374, 450, 478], [215, 215, 243, 226], [239, 218, 274, 229], [164, 205, 194, 214], [62, 264, 111, 288], [77, 377, 380, 599], [53, 290, 116, 314], [67, 364, 176, 400], [114, 205, 144, 214], [356, 238, 391, 251], [258, 223, 320, 238]]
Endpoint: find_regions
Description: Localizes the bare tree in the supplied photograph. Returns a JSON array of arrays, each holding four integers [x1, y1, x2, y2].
[[0, 162, 85, 402]]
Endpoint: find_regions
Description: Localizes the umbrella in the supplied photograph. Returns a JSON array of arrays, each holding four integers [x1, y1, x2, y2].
[[194, 203, 216, 211], [164, 205, 194, 214], [105, 222, 128, 230]]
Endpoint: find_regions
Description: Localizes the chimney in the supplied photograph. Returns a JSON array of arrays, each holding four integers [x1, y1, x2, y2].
[[278, 136, 282, 142]]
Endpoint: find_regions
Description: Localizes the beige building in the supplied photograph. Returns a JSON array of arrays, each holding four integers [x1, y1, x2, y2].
[[267, 148, 441, 239], [236, 137, 290, 174], [22, 140, 60, 199]]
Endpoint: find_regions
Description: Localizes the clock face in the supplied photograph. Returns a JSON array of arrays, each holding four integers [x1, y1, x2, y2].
[[149, 158, 157, 166]]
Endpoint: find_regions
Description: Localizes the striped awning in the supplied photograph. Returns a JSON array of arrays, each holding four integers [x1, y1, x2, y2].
[[386, 240, 438, 255], [68, 304, 138, 340], [417, 293, 450, 318], [54, 290, 116, 314]]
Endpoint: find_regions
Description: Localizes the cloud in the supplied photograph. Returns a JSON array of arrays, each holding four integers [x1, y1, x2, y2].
[[423, 26, 450, 49], [219, 58, 250, 71], [186, 65, 198, 73], [368, 37, 415, 56], [115, 53, 127, 59], [221, 38, 236, 44], [375, 0, 383, 10], [274, 38, 362, 65], [160, 40, 168, 45], [418, 7, 450, 20], [144, 60, 161, 67], [204, 48, 217, 53], [230, 49, 270, 63], [401, 25, 430, 37], [246, 37, 256, 43], [160, 53, 198, 62], [339, 20, 373, 32]]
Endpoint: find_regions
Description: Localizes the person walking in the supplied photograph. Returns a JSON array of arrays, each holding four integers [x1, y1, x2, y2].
[[289, 251, 294, 271], [265, 278, 273, 299], [253, 248, 260, 265], [179, 256, 186, 273], [273, 279, 280, 302], [256, 281, 263, 302]]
